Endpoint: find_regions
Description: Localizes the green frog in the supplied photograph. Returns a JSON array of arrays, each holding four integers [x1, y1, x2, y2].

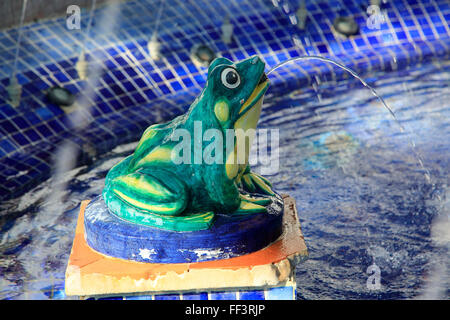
[[102, 56, 275, 231]]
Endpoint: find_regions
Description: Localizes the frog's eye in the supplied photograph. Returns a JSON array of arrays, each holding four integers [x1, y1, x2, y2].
[[221, 68, 240, 89]]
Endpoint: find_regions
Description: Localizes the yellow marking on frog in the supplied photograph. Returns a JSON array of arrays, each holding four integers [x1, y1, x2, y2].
[[242, 174, 255, 191], [115, 174, 172, 198], [240, 193, 271, 205], [238, 200, 266, 212], [183, 211, 214, 221], [136, 128, 158, 150], [239, 194, 254, 202], [236, 163, 247, 181], [235, 96, 263, 132], [250, 173, 275, 195], [253, 172, 272, 187], [234, 98, 263, 171], [238, 81, 268, 114], [225, 147, 239, 180], [135, 145, 173, 168], [113, 190, 178, 214], [214, 100, 229, 123]]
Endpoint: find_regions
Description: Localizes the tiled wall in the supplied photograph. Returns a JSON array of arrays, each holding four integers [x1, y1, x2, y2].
[[0, 0, 449, 200]]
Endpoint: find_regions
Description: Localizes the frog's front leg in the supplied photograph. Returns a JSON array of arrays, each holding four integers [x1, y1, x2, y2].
[[239, 165, 275, 196], [232, 166, 275, 215]]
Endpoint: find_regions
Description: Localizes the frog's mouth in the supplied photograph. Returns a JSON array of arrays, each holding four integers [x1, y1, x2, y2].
[[233, 72, 269, 167], [237, 72, 269, 117], [235, 72, 269, 133]]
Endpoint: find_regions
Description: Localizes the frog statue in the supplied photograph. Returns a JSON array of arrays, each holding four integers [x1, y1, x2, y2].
[[102, 56, 277, 232]]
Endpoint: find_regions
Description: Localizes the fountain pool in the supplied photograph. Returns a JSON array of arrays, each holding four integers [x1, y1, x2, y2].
[[0, 58, 448, 299]]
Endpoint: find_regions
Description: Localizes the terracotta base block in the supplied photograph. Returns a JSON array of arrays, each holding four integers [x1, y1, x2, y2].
[[65, 195, 308, 297]]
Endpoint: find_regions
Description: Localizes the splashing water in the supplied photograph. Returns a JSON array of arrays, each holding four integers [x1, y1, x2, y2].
[[11, 0, 28, 77], [76, 0, 97, 80], [266, 56, 448, 300], [7, 0, 28, 107], [152, 0, 166, 39], [23, 1, 123, 286], [267, 55, 433, 186]]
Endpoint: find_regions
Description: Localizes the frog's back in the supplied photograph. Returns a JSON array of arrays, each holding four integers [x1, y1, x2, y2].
[[126, 116, 185, 173]]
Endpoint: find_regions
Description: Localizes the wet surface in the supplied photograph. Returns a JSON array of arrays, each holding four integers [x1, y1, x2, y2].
[[1, 61, 449, 299]]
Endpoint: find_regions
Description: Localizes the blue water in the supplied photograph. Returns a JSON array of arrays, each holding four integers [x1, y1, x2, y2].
[[0, 60, 449, 299]]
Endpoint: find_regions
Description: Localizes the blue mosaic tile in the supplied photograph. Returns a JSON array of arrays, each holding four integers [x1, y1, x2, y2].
[[154, 293, 180, 300], [125, 295, 153, 300], [210, 291, 237, 300], [87, 286, 295, 300], [97, 296, 124, 300], [182, 292, 209, 300], [239, 290, 265, 300], [40, 283, 67, 300], [265, 286, 295, 300], [0, 0, 449, 201]]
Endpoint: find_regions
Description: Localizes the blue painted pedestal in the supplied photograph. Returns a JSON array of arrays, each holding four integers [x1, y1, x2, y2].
[[65, 195, 308, 300], [84, 193, 284, 263]]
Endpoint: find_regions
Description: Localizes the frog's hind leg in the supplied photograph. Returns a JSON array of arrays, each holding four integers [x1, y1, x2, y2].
[[108, 169, 188, 217], [103, 169, 214, 231]]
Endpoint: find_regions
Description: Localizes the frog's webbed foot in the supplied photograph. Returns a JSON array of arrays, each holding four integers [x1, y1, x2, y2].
[[240, 167, 275, 196], [235, 196, 267, 215], [239, 193, 271, 206], [234, 166, 275, 215]]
